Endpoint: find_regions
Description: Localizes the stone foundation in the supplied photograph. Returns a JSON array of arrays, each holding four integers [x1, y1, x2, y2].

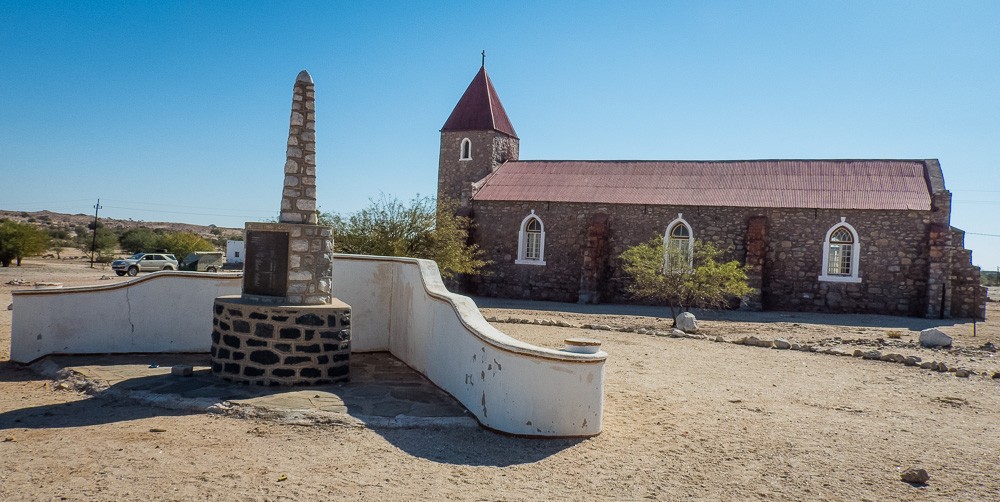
[[211, 295, 351, 385]]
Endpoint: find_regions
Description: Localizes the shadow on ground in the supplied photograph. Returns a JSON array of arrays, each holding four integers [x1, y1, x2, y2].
[[375, 426, 586, 467], [474, 296, 965, 330], [0, 352, 582, 466]]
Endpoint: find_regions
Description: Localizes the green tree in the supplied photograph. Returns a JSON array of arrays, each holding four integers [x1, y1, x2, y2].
[[620, 237, 753, 323], [77, 227, 118, 263], [156, 231, 216, 260], [119, 227, 162, 254], [320, 195, 487, 278], [0, 221, 51, 266]]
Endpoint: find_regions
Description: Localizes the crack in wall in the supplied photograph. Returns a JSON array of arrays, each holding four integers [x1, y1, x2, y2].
[[125, 285, 135, 335]]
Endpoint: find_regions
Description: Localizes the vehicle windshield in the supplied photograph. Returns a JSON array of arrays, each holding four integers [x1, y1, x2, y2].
[[128, 253, 144, 259]]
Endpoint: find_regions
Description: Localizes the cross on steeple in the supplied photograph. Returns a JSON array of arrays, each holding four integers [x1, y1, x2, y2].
[[481, 50, 485, 67]]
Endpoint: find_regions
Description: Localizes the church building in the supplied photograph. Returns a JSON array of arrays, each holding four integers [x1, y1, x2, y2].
[[437, 64, 986, 319]]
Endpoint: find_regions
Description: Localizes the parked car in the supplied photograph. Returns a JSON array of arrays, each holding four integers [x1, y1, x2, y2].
[[181, 251, 224, 272], [111, 253, 179, 276]]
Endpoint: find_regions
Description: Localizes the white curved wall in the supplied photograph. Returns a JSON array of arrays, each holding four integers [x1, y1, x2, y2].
[[333, 255, 606, 437], [11, 272, 242, 363], [10, 256, 606, 437]]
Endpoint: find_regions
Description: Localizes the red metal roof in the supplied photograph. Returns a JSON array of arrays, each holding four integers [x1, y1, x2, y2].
[[441, 66, 518, 138], [472, 160, 934, 210]]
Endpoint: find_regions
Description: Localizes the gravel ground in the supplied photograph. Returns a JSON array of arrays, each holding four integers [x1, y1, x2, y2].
[[1, 259, 998, 501]]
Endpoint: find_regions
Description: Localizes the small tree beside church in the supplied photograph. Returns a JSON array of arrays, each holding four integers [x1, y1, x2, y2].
[[319, 195, 487, 279], [620, 237, 753, 324]]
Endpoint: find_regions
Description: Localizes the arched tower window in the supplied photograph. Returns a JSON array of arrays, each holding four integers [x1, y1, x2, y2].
[[819, 217, 861, 283], [460, 138, 472, 160], [516, 211, 546, 265], [663, 214, 693, 271]]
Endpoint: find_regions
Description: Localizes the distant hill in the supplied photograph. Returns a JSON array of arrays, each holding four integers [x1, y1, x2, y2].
[[0, 209, 243, 241]]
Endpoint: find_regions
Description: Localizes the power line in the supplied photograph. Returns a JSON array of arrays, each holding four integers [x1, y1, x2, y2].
[[965, 232, 1000, 238], [101, 205, 272, 218], [102, 198, 275, 213]]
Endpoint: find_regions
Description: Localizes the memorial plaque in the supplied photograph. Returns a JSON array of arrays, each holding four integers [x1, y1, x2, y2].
[[244, 230, 289, 297]]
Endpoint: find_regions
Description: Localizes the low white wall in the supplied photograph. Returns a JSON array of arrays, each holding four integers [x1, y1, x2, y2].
[[11, 272, 241, 363], [10, 256, 606, 437], [333, 255, 606, 437]]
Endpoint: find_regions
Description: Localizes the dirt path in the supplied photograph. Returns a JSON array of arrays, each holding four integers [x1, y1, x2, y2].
[[1, 259, 998, 501]]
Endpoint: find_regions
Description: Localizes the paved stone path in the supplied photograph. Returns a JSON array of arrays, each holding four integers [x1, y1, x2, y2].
[[30, 352, 475, 429]]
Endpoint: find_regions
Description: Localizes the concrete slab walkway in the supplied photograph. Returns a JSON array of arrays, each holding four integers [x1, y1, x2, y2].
[[29, 352, 476, 429]]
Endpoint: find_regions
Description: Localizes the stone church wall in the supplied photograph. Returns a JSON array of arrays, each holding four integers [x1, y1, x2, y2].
[[469, 201, 936, 317]]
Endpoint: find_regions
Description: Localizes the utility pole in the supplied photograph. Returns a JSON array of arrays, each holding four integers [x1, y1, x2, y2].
[[90, 198, 102, 268]]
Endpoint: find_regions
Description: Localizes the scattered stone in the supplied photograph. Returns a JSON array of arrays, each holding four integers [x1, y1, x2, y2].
[[919, 362, 933, 369], [954, 369, 970, 378], [171, 365, 194, 377], [919, 328, 953, 348], [654, 330, 670, 337], [992, 372, 1000, 379], [980, 342, 996, 352], [900, 467, 930, 485], [555, 320, 573, 328], [862, 350, 882, 360], [485, 316, 498, 322], [590, 324, 612, 331], [714, 336, 725, 343], [99, 275, 112, 280], [637, 328, 650, 335], [675, 312, 699, 333], [853, 350, 864, 358], [773, 339, 791, 350], [935, 362, 948, 373], [2, 437, 14, 442], [790, 343, 801, 351], [670, 329, 686, 338], [149, 428, 167, 433], [904, 356, 921, 366]]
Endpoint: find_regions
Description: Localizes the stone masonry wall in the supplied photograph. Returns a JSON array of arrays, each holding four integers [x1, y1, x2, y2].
[[211, 297, 350, 385], [948, 228, 988, 319], [438, 131, 518, 206], [469, 200, 939, 316], [280, 70, 318, 225]]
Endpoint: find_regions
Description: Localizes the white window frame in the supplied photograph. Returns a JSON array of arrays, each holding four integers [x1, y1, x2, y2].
[[516, 210, 546, 265], [663, 213, 694, 270], [819, 217, 861, 283], [460, 138, 472, 160]]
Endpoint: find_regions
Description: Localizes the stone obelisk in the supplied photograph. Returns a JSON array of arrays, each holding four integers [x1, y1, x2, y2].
[[210, 70, 351, 386]]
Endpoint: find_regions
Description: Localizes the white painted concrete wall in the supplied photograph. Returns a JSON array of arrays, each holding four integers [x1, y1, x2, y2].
[[11, 272, 242, 363], [333, 255, 606, 437], [10, 255, 606, 437], [226, 240, 245, 264]]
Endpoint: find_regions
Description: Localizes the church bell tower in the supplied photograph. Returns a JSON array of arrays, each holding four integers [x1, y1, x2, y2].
[[438, 61, 519, 206]]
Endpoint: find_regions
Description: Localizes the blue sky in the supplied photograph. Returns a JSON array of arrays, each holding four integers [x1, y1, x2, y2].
[[1, 1, 998, 269]]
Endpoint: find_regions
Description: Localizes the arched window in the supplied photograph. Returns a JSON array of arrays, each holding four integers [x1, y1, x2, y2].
[[516, 211, 546, 265], [663, 214, 693, 271], [460, 138, 472, 160], [819, 217, 861, 283]]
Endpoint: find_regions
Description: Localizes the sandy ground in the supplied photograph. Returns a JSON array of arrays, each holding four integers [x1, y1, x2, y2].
[[1, 259, 999, 501]]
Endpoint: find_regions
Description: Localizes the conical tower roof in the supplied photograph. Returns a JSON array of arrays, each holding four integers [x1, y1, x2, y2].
[[441, 65, 518, 138]]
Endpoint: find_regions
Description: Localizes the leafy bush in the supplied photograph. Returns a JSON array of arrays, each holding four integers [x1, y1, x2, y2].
[[620, 237, 753, 323], [320, 195, 486, 278]]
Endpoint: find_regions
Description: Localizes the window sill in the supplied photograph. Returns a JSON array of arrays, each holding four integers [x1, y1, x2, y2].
[[459, 158, 472, 161], [818, 274, 862, 283], [515, 259, 546, 266]]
